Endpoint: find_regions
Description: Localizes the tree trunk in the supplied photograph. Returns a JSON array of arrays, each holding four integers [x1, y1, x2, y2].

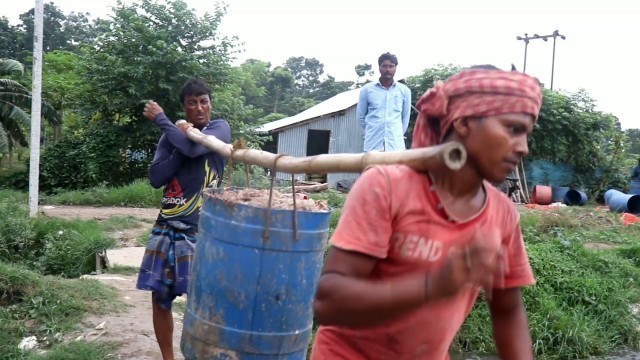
[[273, 92, 280, 113], [53, 108, 63, 142], [7, 138, 13, 167]]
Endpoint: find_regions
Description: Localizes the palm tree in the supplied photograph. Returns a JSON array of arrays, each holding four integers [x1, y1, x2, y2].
[[0, 58, 60, 156]]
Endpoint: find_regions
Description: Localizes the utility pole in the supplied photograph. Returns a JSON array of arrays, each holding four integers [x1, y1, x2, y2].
[[29, 0, 44, 217], [515, 33, 530, 73], [549, 30, 566, 90], [516, 30, 566, 89]]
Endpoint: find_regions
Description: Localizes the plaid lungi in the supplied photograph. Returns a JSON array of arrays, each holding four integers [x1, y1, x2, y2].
[[136, 221, 197, 310]]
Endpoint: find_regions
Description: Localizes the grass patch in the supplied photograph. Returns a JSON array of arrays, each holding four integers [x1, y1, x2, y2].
[[0, 198, 115, 278], [107, 265, 139, 276], [173, 299, 187, 315], [453, 207, 640, 359], [328, 209, 341, 237], [0, 262, 121, 358], [136, 228, 152, 246], [44, 179, 162, 208], [98, 216, 140, 232], [309, 191, 347, 209]]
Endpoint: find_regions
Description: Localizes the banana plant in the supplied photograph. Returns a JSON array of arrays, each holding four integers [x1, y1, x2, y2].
[[0, 58, 60, 154]]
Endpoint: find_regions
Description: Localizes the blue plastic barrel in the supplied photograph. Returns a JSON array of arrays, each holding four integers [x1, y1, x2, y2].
[[564, 189, 588, 206], [606, 189, 640, 214], [551, 186, 569, 203], [604, 189, 619, 205], [181, 188, 332, 360]]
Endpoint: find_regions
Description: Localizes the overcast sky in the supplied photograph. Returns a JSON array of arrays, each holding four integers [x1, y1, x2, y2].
[[3, 0, 639, 129]]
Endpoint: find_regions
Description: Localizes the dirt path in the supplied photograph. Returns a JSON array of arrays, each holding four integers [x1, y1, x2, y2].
[[40, 205, 159, 222], [76, 274, 186, 360], [40, 206, 188, 359]]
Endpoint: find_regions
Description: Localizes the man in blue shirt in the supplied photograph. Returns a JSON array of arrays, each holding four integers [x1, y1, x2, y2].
[[136, 79, 231, 360], [357, 52, 412, 152]]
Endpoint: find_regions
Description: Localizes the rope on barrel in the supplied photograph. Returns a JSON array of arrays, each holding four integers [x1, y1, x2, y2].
[[226, 146, 238, 188], [262, 154, 286, 241], [245, 163, 251, 188], [291, 174, 298, 241]]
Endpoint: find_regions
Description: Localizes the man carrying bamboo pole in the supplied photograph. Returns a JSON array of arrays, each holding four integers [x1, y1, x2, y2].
[[135, 79, 231, 360], [311, 65, 542, 359]]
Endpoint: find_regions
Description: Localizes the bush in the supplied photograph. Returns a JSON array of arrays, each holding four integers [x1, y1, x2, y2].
[[6, 121, 161, 193], [0, 189, 28, 202], [0, 164, 28, 190]]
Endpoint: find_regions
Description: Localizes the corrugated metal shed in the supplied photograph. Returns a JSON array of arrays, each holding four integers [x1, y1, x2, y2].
[[256, 88, 361, 133], [274, 105, 363, 187], [257, 88, 364, 188]]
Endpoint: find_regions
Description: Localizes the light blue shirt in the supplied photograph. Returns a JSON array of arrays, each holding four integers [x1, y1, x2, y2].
[[357, 80, 411, 152]]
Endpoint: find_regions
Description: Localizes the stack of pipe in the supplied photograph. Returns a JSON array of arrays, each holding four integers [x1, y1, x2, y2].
[[531, 185, 587, 206]]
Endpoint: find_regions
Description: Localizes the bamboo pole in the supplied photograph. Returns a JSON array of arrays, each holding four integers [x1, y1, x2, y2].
[[519, 159, 531, 203], [184, 128, 467, 173]]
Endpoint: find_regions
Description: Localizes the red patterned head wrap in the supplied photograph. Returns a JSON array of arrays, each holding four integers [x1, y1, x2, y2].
[[411, 68, 543, 148]]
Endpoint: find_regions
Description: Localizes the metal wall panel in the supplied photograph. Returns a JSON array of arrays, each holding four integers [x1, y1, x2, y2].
[[273, 106, 363, 187]]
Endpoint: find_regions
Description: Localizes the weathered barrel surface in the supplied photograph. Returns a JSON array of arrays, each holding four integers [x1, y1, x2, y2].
[[181, 188, 332, 359]]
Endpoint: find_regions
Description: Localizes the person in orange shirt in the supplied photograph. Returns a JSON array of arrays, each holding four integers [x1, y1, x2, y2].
[[310, 65, 542, 360]]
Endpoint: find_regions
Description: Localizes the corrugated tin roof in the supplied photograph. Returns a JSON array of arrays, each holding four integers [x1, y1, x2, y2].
[[256, 88, 361, 133]]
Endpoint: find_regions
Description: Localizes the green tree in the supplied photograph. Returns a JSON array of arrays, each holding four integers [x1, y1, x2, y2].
[[284, 56, 325, 98], [11, 4, 103, 64], [61, 11, 102, 50], [15, 3, 68, 63], [280, 97, 318, 117], [529, 89, 624, 186], [42, 50, 85, 141], [0, 17, 22, 61], [235, 56, 355, 118], [235, 59, 271, 115], [0, 59, 60, 156], [80, 0, 236, 120], [32, 0, 260, 191], [354, 63, 374, 87], [267, 66, 295, 114], [316, 75, 352, 101], [404, 64, 463, 148], [625, 128, 640, 156]]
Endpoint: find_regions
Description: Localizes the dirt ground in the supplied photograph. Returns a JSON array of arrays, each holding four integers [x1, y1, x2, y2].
[[76, 274, 186, 360], [41, 205, 159, 222], [40, 205, 186, 359]]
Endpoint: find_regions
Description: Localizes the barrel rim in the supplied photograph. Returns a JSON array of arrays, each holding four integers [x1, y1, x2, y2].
[[203, 187, 333, 215]]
